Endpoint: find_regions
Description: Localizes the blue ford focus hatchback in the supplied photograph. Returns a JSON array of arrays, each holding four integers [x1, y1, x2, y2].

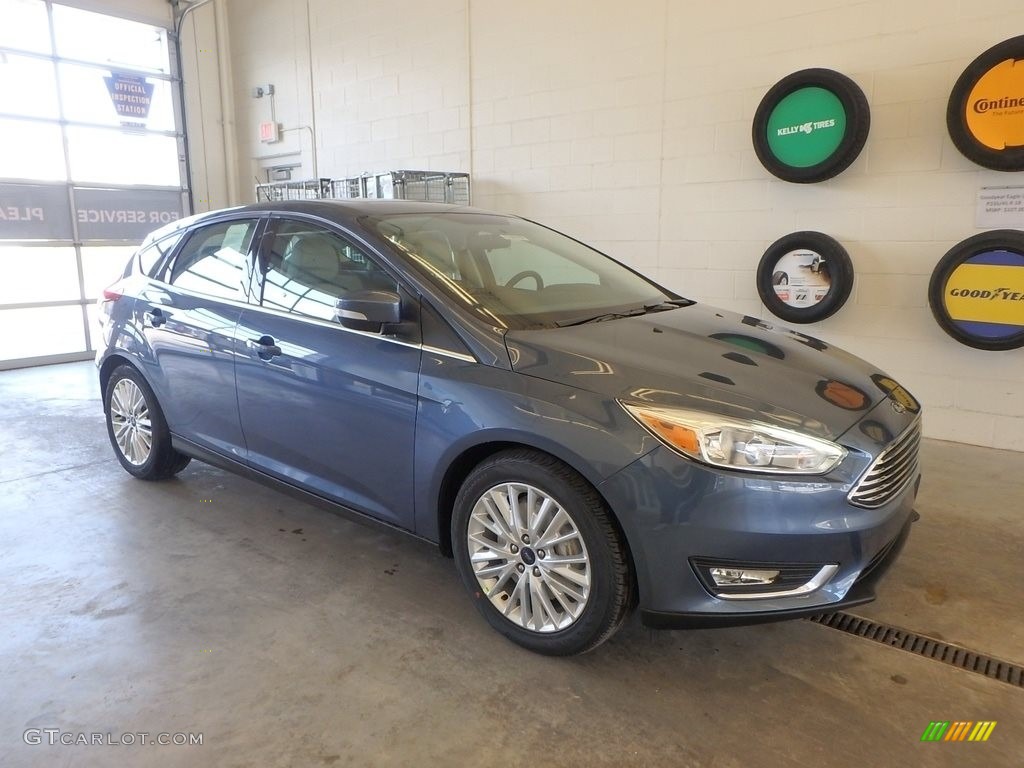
[[97, 200, 920, 655]]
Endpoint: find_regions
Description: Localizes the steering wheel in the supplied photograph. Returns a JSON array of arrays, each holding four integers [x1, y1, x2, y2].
[[504, 270, 544, 290]]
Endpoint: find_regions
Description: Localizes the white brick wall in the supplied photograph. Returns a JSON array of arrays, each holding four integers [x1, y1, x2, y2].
[[222, 0, 1024, 451]]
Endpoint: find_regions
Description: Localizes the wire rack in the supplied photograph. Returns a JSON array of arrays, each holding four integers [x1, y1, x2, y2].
[[256, 172, 471, 205], [254, 178, 331, 202]]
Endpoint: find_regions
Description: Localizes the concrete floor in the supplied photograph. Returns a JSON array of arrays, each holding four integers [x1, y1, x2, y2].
[[1, 361, 1021, 767]]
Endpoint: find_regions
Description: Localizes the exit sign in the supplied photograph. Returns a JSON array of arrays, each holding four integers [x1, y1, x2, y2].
[[259, 121, 280, 143]]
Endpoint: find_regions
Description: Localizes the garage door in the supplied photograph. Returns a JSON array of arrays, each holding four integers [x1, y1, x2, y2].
[[0, 0, 187, 370]]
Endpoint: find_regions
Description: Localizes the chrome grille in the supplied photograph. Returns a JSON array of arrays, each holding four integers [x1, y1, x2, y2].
[[848, 418, 922, 508]]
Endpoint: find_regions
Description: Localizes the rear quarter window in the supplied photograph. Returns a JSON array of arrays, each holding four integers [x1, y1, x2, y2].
[[138, 231, 185, 277]]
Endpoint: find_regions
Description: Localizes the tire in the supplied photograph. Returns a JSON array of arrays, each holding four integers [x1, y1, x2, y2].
[[451, 448, 632, 656], [752, 68, 870, 183], [927, 229, 1024, 350], [756, 231, 854, 324], [946, 35, 1024, 172], [104, 364, 191, 480], [772, 270, 789, 286]]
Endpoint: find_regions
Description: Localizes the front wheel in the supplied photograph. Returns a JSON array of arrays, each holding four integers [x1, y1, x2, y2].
[[104, 364, 191, 480], [452, 449, 632, 655]]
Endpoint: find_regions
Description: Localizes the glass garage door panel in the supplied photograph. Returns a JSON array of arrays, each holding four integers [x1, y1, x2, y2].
[[51, 5, 171, 75], [0, 0, 52, 54], [0, 246, 80, 304], [66, 127, 180, 186], [0, 3, 184, 368], [58, 63, 176, 132], [81, 246, 135, 300], [0, 119, 67, 181], [85, 301, 101, 355], [0, 305, 87, 360], [0, 53, 60, 119]]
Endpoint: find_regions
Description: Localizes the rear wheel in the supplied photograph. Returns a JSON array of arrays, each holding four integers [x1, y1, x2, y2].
[[104, 365, 191, 480], [452, 449, 632, 655]]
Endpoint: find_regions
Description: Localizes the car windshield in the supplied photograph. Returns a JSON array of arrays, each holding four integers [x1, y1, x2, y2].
[[365, 212, 678, 329]]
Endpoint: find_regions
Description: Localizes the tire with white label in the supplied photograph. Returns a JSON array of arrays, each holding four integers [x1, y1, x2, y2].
[[928, 230, 1024, 350], [753, 68, 870, 183], [757, 232, 854, 324]]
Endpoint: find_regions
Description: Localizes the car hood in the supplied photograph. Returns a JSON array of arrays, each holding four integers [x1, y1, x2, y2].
[[504, 304, 893, 441]]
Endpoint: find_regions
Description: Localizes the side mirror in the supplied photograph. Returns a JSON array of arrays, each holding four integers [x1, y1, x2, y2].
[[336, 290, 401, 333]]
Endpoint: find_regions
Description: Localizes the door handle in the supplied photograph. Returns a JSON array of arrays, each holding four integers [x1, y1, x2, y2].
[[248, 335, 282, 360], [145, 307, 167, 327]]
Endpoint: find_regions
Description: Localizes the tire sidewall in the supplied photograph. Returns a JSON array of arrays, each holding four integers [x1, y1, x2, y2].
[[451, 455, 621, 655], [927, 229, 1024, 350], [753, 68, 871, 183], [757, 231, 854, 324], [104, 365, 171, 478]]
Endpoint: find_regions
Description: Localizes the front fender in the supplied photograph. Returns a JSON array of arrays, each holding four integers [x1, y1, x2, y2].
[[413, 352, 658, 542]]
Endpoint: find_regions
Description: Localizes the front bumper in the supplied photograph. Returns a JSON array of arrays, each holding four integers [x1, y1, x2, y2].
[[599, 401, 919, 627], [639, 510, 914, 628]]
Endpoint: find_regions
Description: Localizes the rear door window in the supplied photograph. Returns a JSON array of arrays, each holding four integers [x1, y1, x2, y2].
[[165, 219, 259, 302]]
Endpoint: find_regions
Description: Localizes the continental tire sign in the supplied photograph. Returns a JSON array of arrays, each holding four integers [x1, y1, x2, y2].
[[929, 230, 1024, 350], [753, 69, 870, 183], [947, 36, 1024, 171]]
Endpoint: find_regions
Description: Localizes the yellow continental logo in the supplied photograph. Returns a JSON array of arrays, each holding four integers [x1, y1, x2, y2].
[[945, 263, 1024, 325], [921, 721, 997, 742], [966, 57, 1024, 150]]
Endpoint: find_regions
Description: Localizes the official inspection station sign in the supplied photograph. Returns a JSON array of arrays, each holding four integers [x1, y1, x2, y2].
[[104, 70, 155, 128]]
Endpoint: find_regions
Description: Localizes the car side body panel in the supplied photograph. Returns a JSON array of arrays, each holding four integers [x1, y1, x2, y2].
[[234, 305, 422, 529]]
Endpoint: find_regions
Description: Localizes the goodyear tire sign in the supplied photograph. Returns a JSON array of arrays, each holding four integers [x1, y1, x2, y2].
[[929, 230, 1024, 350]]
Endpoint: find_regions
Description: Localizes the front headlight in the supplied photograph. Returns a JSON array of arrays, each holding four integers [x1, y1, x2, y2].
[[621, 402, 846, 475]]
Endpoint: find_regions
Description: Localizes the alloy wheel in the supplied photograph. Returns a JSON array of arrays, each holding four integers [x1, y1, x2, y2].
[[467, 483, 591, 633], [109, 378, 153, 466]]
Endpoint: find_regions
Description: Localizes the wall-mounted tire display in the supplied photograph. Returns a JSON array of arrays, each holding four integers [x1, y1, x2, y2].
[[756, 231, 854, 324], [928, 230, 1024, 350], [752, 68, 871, 183], [947, 35, 1024, 172]]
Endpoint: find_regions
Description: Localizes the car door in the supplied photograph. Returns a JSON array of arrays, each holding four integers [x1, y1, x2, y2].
[[234, 216, 421, 529], [135, 215, 263, 460]]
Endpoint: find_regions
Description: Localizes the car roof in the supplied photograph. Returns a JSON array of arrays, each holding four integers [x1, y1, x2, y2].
[[147, 199, 499, 244], [211, 198, 494, 224]]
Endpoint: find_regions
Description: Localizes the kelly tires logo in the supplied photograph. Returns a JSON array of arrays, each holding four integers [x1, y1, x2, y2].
[[753, 68, 870, 183], [929, 230, 1024, 350], [948, 35, 1024, 171]]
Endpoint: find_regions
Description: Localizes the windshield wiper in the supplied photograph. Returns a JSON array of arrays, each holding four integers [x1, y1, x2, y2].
[[555, 298, 693, 327]]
